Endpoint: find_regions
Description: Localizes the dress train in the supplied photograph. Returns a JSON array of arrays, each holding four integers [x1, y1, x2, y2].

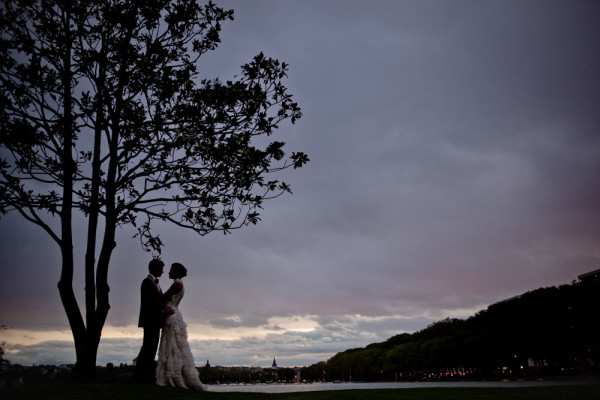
[[156, 280, 206, 390]]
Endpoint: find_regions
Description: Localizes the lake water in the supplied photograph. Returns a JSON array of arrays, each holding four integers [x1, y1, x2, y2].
[[207, 379, 599, 393]]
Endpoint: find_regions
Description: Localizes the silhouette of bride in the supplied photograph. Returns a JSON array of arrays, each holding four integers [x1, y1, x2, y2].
[[156, 263, 206, 390]]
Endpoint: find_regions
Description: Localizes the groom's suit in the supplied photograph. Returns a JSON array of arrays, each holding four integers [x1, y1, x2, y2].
[[134, 275, 163, 383], [138, 275, 164, 328]]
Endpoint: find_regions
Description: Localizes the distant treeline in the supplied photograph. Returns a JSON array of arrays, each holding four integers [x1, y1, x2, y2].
[[197, 366, 297, 384], [301, 280, 600, 382], [0, 363, 299, 386]]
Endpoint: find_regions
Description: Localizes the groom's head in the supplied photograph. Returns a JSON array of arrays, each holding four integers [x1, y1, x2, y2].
[[148, 258, 165, 277]]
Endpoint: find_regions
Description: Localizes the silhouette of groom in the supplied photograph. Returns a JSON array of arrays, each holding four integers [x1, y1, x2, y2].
[[133, 258, 165, 384]]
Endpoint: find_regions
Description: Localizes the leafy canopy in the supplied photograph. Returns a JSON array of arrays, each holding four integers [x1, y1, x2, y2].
[[0, 0, 309, 252]]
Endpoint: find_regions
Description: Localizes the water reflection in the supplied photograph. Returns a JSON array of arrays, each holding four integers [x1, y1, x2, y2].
[[208, 379, 598, 393]]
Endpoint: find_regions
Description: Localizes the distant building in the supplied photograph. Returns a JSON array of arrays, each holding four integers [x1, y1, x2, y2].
[[270, 358, 278, 381], [578, 268, 600, 284]]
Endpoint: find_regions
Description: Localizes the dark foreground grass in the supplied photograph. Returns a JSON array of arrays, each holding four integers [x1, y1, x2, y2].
[[2, 382, 600, 400]]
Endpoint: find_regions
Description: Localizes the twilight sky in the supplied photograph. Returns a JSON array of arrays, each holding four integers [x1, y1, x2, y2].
[[1, 0, 600, 368]]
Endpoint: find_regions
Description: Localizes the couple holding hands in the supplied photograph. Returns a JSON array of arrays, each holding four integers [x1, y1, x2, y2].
[[133, 259, 206, 390]]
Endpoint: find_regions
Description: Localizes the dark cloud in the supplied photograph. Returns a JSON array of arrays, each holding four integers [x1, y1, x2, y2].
[[2, 0, 599, 367], [5, 341, 77, 366], [210, 315, 271, 329]]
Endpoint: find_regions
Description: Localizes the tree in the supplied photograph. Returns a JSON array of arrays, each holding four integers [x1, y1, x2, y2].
[[0, 0, 308, 376]]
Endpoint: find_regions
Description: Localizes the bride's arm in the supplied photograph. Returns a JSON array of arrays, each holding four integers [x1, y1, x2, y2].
[[162, 280, 183, 299], [161, 280, 183, 316]]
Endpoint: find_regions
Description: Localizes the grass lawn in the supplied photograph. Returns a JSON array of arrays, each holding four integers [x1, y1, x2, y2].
[[1, 382, 599, 400]]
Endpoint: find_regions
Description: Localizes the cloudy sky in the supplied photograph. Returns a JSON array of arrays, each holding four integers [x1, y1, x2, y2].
[[1, 0, 600, 368]]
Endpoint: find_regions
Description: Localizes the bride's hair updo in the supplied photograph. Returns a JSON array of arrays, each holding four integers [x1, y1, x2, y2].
[[171, 263, 188, 278]]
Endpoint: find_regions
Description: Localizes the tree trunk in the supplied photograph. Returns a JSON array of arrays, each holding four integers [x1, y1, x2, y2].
[[82, 49, 106, 378], [77, 338, 99, 378], [57, 6, 96, 378], [95, 231, 115, 337]]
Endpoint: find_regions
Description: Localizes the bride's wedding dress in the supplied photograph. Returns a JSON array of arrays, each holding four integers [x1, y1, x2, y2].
[[156, 279, 206, 390]]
